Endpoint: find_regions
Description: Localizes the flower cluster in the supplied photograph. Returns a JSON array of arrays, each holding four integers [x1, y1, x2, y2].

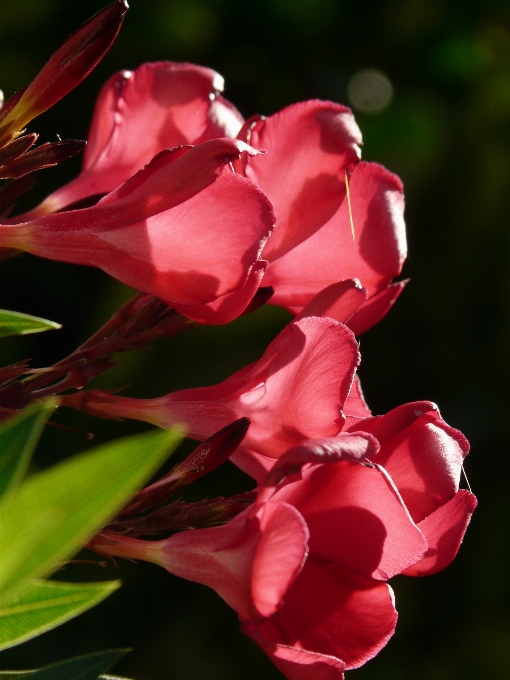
[[0, 3, 476, 679]]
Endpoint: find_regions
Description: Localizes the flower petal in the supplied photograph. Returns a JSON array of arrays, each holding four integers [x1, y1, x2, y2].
[[231, 318, 359, 458], [251, 502, 309, 618], [31, 62, 244, 214], [240, 100, 362, 261], [357, 406, 470, 523], [263, 432, 379, 491], [264, 161, 406, 311], [172, 259, 268, 325], [403, 490, 477, 576], [247, 558, 397, 671], [230, 449, 278, 483], [343, 375, 371, 418], [156, 501, 308, 622], [346, 280, 407, 335], [243, 619, 346, 680], [274, 461, 427, 579], [296, 280, 367, 324]]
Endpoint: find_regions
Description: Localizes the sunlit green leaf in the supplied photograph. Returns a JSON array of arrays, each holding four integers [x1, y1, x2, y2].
[[0, 426, 183, 601], [0, 578, 120, 651], [0, 400, 57, 498], [0, 310, 61, 337], [0, 649, 127, 680]]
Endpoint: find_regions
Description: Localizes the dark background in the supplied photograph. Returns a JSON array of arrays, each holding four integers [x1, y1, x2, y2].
[[0, 0, 509, 678]]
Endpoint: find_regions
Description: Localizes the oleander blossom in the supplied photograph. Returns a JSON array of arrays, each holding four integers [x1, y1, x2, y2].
[[72, 311, 476, 678], [62, 314, 362, 480], [233, 104, 407, 331], [0, 138, 275, 324], [0, 52, 276, 324], [91, 419, 476, 680], [6, 60, 407, 332], [243, 412, 477, 679], [62, 308, 471, 492]]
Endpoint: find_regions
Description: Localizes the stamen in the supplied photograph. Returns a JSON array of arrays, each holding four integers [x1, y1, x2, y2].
[[345, 170, 355, 242], [461, 465, 472, 492]]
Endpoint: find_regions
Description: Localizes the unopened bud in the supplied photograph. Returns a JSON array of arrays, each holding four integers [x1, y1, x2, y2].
[[121, 418, 250, 517], [0, 139, 86, 180], [0, 1, 128, 144]]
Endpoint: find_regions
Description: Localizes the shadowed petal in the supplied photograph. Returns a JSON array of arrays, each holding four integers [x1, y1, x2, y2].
[[158, 501, 308, 622], [264, 162, 406, 311], [403, 490, 477, 576], [243, 620, 346, 680], [343, 376, 371, 418], [296, 280, 367, 324], [246, 559, 397, 672], [28, 61, 244, 215], [240, 101, 362, 261], [346, 280, 407, 335], [274, 461, 427, 579]]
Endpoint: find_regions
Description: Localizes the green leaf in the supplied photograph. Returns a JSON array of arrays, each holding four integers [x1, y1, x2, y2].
[[0, 578, 120, 651], [0, 310, 61, 337], [0, 426, 183, 601], [0, 400, 58, 499], [0, 649, 127, 680]]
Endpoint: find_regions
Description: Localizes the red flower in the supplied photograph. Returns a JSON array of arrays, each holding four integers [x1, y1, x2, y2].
[[0, 138, 275, 324], [12, 61, 406, 331], [241, 415, 476, 679], [62, 315, 361, 479], [234, 103, 407, 329], [92, 498, 309, 624], [20, 61, 244, 218], [92, 424, 475, 680], [345, 401, 478, 577]]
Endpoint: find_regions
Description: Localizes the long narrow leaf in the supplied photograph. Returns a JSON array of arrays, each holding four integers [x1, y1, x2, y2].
[[0, 649, 127, 680], [0, 310, 61, 337], [0, 427, 183, 601], [0, 400, 57, 498], [0, 578, 120, 651]]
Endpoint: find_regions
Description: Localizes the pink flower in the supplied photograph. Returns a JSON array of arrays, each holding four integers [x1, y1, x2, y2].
[[235, 103, 407, 329], [92, 424, 475, 680], [63, 315, 362, 479], [0, 138, 275, 324], [13, 61, 406, 331], [65, 308, 470, 492], [90, 432, 383, 680], [92, 498, 309, 625], [19, 61, 244, 218], [243, 419, 476, 679]]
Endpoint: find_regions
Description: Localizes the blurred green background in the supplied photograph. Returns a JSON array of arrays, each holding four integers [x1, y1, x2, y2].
[[0, 0, 509, 678]]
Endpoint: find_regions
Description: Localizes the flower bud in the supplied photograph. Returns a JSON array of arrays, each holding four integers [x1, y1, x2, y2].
[[0, 1, 128, 145]]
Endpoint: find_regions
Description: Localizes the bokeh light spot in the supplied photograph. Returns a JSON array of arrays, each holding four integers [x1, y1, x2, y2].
[[347, 69, 394, 114]]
